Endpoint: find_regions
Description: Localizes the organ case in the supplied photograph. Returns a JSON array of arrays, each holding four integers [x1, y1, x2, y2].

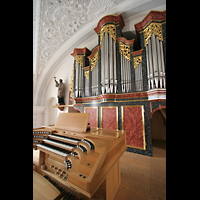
[[69, 11, 166, 156]]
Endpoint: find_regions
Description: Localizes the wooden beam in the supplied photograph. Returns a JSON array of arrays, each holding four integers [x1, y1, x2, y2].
[[51, 105, 75, 108]]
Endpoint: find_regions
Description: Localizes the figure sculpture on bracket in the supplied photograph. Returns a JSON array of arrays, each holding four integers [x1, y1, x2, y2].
[[54, 77, 65, 111]]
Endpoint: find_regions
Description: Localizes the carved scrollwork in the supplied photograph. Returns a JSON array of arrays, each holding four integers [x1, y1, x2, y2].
[[118, 42, 130, 61], [90, 50, 99, 71], [100, 24, 116, 44], [34, 0, 117, 80], [133, 55, 142, 69], [75, 55, 84, 68], [69, 69, 74, 99], [84, 71, 89, 79], [143, 22, 163, 46]]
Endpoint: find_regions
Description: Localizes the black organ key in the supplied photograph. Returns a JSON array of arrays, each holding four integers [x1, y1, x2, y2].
[[50, 133, 81, 142], [70, 195, 76, 200], [82, 139, 95, 150], [47, 138, 77, 147], [77, 145, 87, 152], [64, 193, 73, 200]]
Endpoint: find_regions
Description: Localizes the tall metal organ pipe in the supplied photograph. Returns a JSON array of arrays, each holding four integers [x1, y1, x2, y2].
[[146, 34, 166, 89]]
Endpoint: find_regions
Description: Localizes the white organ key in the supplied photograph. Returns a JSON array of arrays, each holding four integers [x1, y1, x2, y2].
[[48, 135, 80, 144], [43, 139, 76, 150], [36, 144, 70, 157]]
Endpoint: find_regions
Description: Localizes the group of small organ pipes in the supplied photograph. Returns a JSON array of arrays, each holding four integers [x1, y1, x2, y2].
[[70, 13, 166, 100], [33, 113, 127, 200]]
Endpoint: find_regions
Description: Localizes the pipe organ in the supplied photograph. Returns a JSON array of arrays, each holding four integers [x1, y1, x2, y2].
[[144, 24, 166, 90], [69, 11, 166, 157]]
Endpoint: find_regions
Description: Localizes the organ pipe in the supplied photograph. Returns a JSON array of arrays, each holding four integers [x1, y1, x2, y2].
[[92, 61, 98, 96], [109, 33, 114, 93], [104, 32, 109, 93], [146, 34, 166, 89], [120, 53, 131, 93], [113, 39, 117, 93], [101, 33, 105, 94], [135, 62, 143, 91], [101, 31, 117, 94], [160, 41, 166, 88], [145, 46, 150, 90], [147, 38, 154, 89], [69, 12, 166, 99]]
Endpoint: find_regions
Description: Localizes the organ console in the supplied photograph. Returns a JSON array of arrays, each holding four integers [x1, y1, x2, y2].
[[33, 113, 126, 200]]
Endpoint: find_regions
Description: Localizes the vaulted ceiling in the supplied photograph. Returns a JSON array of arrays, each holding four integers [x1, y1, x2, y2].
[[33, 0, 166, 106]]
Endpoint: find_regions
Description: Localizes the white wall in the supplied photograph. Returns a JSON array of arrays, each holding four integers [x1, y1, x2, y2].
[[33, 106, 45, 128]]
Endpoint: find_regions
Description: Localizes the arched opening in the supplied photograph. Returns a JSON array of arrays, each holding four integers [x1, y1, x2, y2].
[[44, 97, 58, 126], [150, 108, 166, 157]]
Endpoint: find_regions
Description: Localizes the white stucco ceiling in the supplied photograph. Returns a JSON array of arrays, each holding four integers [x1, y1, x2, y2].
[[33, 0, 166, 106]]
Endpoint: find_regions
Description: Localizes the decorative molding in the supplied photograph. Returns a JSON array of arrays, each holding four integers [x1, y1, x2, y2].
[[75, 55, 84, 68], [88, 48, 99, 71], [118, 41, 130, 61], [100, 24, 117, 44], [33, 0, 43, 82], [134, 10, 166, 41], [133, 55, 142, 69], [142, 22, 163, 46], [88, 0, 117, 22], [131, 49, 143, 57], [84, 71, 90, 79], [34, 0, 118, 82], [94, 13, 124, 34], [131, 49, 143, 69], [69, 69, 74, 99], [117, 37, 134, 61], [116, 37, 134, 45], [71, 47, 91, 57]]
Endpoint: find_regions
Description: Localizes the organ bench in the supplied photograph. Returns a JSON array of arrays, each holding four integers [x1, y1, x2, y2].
[[33, 113, 126, 200]]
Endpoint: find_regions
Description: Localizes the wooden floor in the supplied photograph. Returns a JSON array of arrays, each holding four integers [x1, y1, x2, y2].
[[114, 139, 166, 200], [33, 139, 166, 200]]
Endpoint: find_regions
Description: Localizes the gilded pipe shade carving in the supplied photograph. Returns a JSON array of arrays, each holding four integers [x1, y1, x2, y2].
[[100, 24, 116, 45], [69, 69, 74, 99], [75, 55, 84, 68], [142, 22, 163, 46], [90, 50, 99, 71], [84, 70, 89, 79], [118, 41, 130, 61], [133, 55, 142, 69]]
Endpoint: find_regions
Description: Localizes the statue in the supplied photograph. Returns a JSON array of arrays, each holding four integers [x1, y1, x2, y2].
[[54, 78, 65, 105]]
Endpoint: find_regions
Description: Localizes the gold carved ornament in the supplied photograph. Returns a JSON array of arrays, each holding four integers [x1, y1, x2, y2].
[[133, 55, 142, 69], [90, 50, 99, 71], [75, 55, 84, 68], [69, 69, 74, 99], [84, 71, 89, 80], [143, 22, 163, 46], [118, 41, 130, 61], [100, 24, 116, 45]]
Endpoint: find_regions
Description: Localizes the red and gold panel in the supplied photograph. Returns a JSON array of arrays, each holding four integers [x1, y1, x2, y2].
[[84, 107, 98, 128], [101, 106, 118, 130], [122, 105, 146, 150]]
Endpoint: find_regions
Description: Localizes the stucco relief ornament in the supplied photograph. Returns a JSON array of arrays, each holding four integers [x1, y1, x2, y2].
[[38, 0, 90, 74], [88, 0, 116, 20], [36, 0, 117, 78]]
